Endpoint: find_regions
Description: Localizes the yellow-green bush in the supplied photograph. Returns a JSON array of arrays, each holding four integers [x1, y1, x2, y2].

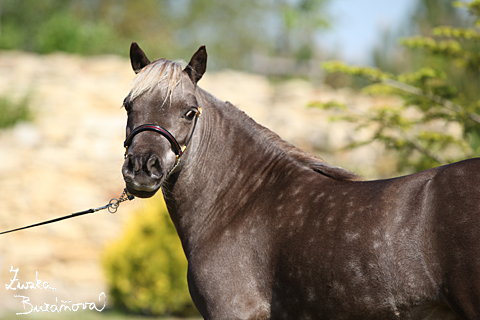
[[0, 94, 33, 129], [102, 197, 198, 317]]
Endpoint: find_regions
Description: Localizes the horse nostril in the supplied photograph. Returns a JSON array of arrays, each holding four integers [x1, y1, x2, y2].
[[127, 155, 134, 173], [122, 154, 135, 179], [125, 154, 141, 173], [146, 155, 163, 179]]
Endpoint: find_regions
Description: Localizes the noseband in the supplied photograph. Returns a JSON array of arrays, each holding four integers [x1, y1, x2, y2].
[[123, 107, 202, 169]]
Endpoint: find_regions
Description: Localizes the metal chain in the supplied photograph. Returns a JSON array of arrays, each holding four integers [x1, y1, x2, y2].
[[108, 189, 135, 213], [96, 188, 135, 214]]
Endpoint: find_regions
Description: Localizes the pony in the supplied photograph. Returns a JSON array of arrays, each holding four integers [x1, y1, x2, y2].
[[121, 42, 480, 319]]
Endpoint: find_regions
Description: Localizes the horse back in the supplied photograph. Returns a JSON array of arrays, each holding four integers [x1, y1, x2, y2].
[[267, 158, 480, 318], [427, 158, 480, 318]]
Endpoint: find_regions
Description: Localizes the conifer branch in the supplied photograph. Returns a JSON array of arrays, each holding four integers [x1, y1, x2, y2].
[[381, 78, 480, 125]]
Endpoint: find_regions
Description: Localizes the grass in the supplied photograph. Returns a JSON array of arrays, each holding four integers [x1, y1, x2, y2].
[[0, 310, 201, 320], [0, 94, 33, 129]]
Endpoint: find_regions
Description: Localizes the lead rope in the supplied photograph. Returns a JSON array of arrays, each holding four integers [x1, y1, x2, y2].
[[2, 107, 202, 235], [0, 188, 134, 235]]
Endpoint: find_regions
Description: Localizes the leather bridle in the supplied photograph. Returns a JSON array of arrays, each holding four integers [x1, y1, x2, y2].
[[123, 107, 202, 170]]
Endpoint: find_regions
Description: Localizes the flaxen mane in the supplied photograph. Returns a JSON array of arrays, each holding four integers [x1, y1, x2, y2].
[[261, 125, 361, 182], [224, 101, 361, 182]]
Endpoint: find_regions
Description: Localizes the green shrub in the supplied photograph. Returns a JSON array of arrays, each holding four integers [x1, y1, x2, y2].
[[34, 13, 122, 55], [0, 95, 33, 129], [0, 1, 124, 56], [102, 197, 198, 317]]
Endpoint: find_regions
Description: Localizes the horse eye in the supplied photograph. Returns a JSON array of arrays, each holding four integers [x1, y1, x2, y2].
[[185, 110, 197, 120]]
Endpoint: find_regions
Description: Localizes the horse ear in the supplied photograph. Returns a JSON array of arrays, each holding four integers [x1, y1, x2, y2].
[[130, 42, 151, 74], [184, 45, 207, 84]]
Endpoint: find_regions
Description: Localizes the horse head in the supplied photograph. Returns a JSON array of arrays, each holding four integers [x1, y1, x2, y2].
[[122, 42, 207, 198]]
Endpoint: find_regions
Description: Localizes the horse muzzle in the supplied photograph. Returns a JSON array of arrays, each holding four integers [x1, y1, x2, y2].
[[122, 152, 164, 198]]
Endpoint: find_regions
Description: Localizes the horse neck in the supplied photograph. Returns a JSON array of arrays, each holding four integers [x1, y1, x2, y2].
[[163, 89, 297, 254]]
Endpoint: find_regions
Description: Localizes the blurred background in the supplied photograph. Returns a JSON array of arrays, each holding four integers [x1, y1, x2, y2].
[[0, 0, 477, 318]]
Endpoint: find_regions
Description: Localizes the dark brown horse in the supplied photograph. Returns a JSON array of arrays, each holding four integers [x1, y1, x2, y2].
[[121, 42, 480, 319]]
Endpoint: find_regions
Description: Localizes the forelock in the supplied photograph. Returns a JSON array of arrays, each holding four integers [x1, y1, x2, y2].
[[129, 58, 187, 102]]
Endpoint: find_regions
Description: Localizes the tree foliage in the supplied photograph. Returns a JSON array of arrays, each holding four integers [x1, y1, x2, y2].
[[313, 0, 480, 174], [0, 0, 330, 69], [373, 0, 468, 74], [275, 0, 330, 60], [0, 0, 122, 55]]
